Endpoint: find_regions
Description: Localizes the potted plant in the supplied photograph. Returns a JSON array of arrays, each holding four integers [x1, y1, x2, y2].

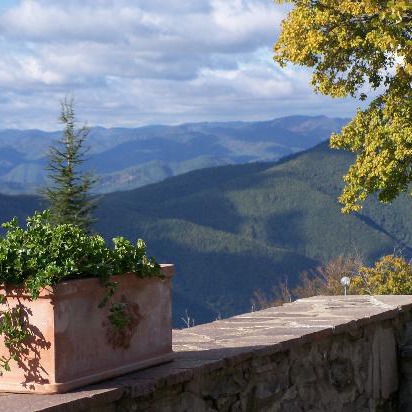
[[0, 210, 174, 394]]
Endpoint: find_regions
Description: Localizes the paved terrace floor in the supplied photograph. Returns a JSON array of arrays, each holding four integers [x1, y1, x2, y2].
[[1, 295, 412, 412]]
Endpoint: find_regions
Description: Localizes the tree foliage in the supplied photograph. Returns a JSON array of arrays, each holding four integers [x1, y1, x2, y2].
[[252, 255, 363, 310], [253, 254, 412, 310], [290, 254, 412, 297], [292, 255, 362, 297], [351, 254, 412, 295], [42, 98, 97, 232], [274, 1, 412, 212]]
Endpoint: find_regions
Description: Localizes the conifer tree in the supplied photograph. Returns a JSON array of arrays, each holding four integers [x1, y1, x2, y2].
[[42, 98, 97, 232]]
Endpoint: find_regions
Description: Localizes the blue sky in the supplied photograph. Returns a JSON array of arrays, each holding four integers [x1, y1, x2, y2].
[[0, 0, 359, 130]]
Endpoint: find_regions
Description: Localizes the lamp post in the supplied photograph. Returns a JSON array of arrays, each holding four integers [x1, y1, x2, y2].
[[340, 276, 350, 296]]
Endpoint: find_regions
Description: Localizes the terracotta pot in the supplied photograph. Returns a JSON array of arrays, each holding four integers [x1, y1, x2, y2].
[[0, 264, 174, 394]]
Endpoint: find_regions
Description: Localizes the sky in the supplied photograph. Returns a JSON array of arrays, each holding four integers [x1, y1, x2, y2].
[[0, 0, 360, 130]]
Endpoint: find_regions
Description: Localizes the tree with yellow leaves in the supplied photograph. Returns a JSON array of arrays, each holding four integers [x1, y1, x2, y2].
[[351, 255, 412, 295], [274, 1, 412, 212]]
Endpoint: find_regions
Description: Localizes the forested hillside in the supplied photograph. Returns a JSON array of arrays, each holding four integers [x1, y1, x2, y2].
[[2, 141, 412, 326], [95, 142, 412, 325]]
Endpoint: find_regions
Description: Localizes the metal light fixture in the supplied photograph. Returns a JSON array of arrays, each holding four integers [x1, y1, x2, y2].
[[340, 276, 350, 296]]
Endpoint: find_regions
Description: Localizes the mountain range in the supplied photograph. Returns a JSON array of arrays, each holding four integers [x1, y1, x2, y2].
[[0, 116, 347, 194], [1, 138, 412, 326]]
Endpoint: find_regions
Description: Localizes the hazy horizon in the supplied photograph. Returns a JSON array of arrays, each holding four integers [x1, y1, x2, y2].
[[0, 113, 350, 133]]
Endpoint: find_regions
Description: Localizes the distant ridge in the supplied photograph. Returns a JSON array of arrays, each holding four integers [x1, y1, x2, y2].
[[0, 116, 347, 195]]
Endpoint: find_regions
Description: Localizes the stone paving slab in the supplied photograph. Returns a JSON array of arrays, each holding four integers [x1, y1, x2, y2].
[[0, 295, 411, 411], [172, 295, 412, 352]]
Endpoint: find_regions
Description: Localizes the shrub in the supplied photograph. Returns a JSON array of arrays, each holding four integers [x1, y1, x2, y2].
[[0, 210, 159, 298], [252, 255, 363, 310], [351, 254, 412, 295]]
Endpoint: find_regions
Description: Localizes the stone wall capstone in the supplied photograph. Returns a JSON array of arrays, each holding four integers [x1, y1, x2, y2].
[[2, 295, 412, 412]]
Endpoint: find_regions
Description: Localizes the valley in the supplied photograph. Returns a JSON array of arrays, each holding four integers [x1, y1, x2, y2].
[[2, 136, 412, 326]]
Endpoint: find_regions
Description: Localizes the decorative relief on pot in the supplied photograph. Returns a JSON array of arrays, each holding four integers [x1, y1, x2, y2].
[[103, 295, 143, 349]]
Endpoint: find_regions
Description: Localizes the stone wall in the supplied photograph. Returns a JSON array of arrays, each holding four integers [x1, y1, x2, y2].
[[2, 295, 412, 412]]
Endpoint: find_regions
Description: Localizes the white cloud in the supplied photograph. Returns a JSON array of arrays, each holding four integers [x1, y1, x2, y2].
[[0, 0, 358, 130]]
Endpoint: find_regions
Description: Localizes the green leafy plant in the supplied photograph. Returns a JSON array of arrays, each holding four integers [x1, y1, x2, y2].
[[0, 209, 160, 374], [274, 1, 412, 213]]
